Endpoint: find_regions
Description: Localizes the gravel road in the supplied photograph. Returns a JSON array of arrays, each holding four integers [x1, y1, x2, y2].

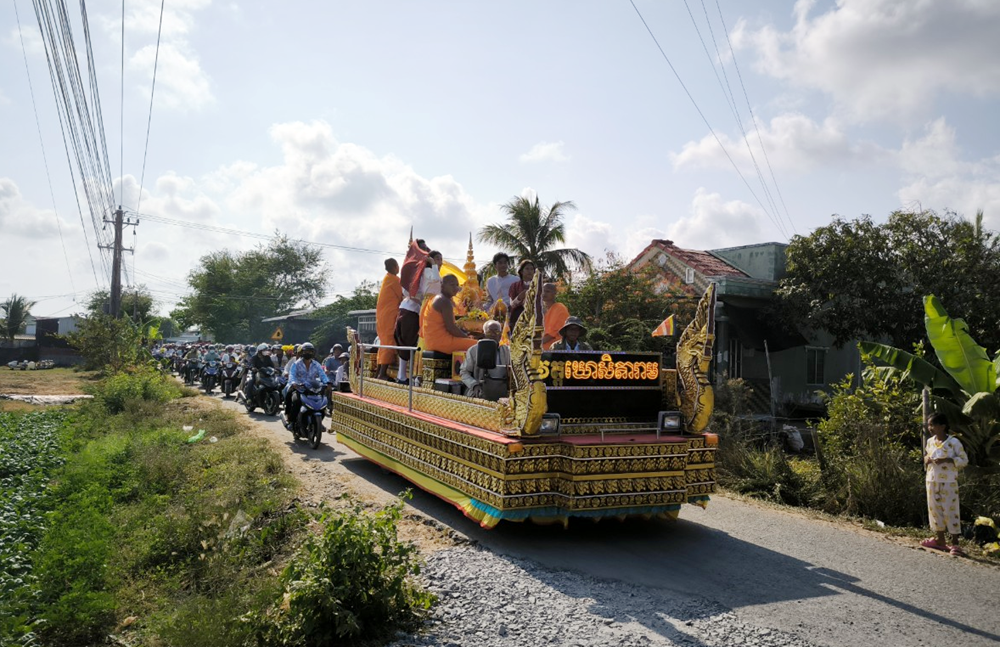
[[214, 394, 1000, 647]]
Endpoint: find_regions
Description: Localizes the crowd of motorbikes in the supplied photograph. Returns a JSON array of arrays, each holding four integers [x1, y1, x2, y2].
[[155, 342, 333, 450]]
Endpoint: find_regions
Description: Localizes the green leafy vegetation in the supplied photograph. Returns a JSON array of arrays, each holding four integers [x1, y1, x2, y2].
[[0, 411, 67, 645], [310, 280, 378, 351], [247, 498, 435, 647], [1, 368, 434, 646]]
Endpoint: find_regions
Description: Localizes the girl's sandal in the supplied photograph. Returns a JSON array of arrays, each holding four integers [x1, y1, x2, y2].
[[948, 545, 966, 556], [920, 538, 947, 551]]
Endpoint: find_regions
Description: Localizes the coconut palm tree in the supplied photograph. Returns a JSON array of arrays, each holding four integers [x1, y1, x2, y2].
[[1, 294, 36, 340], [478, 195, 592, 279]]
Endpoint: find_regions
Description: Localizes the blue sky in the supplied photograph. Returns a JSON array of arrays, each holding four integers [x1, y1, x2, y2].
[[3, 0, 999, 318]]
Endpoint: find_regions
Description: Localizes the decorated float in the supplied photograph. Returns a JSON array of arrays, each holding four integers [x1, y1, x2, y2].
[[330, 242, 719, 529]]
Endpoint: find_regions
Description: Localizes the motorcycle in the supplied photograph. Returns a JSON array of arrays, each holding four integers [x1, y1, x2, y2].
[[221, 361, 240, 398], [183, 358, 201, 385], [245, 366, 282, 416], [172, 355, 185, 375], [290, 379, 329, 450], [202, 360, 220, 394]]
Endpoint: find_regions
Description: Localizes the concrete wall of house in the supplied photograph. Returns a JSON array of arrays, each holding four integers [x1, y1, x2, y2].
[[712, 244, 787, 282], [769, 332, 861, 406]]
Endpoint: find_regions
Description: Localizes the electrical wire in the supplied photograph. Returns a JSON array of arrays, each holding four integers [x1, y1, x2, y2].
[[685, 0, 784, 236], [714, 0, 796, 235], [119, 0, 124, 206], [627, 0, 788, 241], [14, 0, 77, 296], [135, 0, 165, 216]]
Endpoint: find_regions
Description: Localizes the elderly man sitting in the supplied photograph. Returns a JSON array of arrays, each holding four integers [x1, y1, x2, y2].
[[552, 316, 593, 351], [460, 320, 510, 400]]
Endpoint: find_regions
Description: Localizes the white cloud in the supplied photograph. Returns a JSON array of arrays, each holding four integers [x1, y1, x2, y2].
[[519, 141, 569, 163], [3, 25, 43, 56], [897, 119, 1000, 228], [672, 113, 890, 172], [220, 120, 494, 292], [733, 0, 1000, 122], [664, 188, 765, 249], [118, 0, 211, 37], [0, 88, 10, 106], [0, 177, 73, 238], [564, 214, 614, 258], [128, 43, 214, 111]]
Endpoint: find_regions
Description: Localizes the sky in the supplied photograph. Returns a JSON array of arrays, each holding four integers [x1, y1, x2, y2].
[[2, 0, 1000, 320]]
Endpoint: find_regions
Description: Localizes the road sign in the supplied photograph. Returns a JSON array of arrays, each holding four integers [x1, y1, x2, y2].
[[270, 327, 283, 341]]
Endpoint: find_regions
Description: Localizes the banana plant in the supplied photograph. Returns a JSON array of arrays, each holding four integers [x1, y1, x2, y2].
[[860, 295, 1000, 467]]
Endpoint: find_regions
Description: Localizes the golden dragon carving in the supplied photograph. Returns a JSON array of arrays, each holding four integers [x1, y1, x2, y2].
[[676, 283, 717, 433], [499, 272, 547, 436]]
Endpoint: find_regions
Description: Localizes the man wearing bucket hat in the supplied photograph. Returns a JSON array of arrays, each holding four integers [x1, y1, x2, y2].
[[552, 316, 593, 351]]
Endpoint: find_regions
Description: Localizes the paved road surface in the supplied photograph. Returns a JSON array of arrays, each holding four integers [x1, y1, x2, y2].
[[217, 393, 1000, 646]]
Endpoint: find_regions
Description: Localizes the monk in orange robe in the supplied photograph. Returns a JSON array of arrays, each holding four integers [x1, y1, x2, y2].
[[423, 275, 476, 356], [541, 282, 569, 350], [376, 258, 404, 380]]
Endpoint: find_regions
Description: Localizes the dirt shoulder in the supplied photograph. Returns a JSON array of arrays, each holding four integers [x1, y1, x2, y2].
[[0, 367, 100, 395]]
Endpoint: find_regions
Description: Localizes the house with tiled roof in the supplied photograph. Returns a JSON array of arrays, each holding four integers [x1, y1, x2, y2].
[[630, 240, 861, 415]]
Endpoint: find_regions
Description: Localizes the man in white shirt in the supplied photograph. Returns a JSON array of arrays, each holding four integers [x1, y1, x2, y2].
[[484, 252, 518, 309]]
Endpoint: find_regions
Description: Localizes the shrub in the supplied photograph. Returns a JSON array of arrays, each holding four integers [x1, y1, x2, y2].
[[249, 498, 435, 646], [91, 367, 182, 414]]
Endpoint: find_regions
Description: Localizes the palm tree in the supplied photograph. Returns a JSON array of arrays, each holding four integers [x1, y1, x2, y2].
[[1, 294, 37, 340], [478, 195, 592, 279]]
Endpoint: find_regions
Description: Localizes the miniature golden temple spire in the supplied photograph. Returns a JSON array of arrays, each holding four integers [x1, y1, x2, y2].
[[465, 233, 479, 289]]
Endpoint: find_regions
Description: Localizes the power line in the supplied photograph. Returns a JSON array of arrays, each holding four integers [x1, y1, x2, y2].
[[683, 0, 785, 239], [132, 211, 433, 259], [627, 0, 788, 241], [119, 0, 124, 206], [14, 0, 77, 296], [135, 0, 165, 216], [714, 0, 796, 235], [30, 0, 103, 288]]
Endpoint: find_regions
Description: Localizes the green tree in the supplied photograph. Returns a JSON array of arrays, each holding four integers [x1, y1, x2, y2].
[[172, 235, 327, 341], [85, 286, 155, 323], [66, 315, 148, 373], [478, 195, 592, 279], [310, 281, 378, 352], [1, 294, 36, 339], [776, 209, 1000, 351], [559, 253, 697, 355]]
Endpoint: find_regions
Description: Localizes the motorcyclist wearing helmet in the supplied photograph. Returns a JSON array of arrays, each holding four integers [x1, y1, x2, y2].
[[245, 343, 275, 401], [204, 345, 220, 363], [283, 342, 328, 430], [272, 344, 285, 370]]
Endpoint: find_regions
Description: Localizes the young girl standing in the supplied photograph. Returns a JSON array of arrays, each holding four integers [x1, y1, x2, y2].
[[921, 412, 969, 555]]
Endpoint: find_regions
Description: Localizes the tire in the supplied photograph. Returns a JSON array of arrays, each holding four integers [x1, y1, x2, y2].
[[264, 391, 280, 416], [245, 399, 255, 413], [310, 417, 322, 449]]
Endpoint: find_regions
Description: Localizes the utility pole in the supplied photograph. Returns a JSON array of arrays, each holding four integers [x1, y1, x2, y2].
[[100, 207, 137, 318]]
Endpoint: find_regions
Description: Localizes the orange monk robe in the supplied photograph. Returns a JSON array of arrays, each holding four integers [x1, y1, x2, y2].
[[376, 273, 404, 364], [543, 302, 570, 350], [423, 302, 476, 355]]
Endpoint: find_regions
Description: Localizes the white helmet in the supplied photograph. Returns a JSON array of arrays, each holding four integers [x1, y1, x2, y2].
[[257, 343, 270, 352]]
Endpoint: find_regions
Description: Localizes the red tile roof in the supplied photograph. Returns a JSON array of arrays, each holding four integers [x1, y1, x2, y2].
[[629, 239, 748, 278]]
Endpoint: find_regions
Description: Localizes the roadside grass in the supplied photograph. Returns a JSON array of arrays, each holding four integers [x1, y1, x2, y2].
[[4, 367, 433, 647]]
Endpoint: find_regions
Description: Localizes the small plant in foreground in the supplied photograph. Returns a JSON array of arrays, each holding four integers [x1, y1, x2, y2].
[[248, 496, 435, 647]]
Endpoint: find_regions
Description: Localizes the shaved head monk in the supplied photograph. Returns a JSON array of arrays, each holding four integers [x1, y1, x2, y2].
[[423, 275, 476, 356]]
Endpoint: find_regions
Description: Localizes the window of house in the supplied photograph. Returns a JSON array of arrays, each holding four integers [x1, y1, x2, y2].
[[806, 348, 826, 385], [684, 267, 695, 284], [729, 337, 743, 379]]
